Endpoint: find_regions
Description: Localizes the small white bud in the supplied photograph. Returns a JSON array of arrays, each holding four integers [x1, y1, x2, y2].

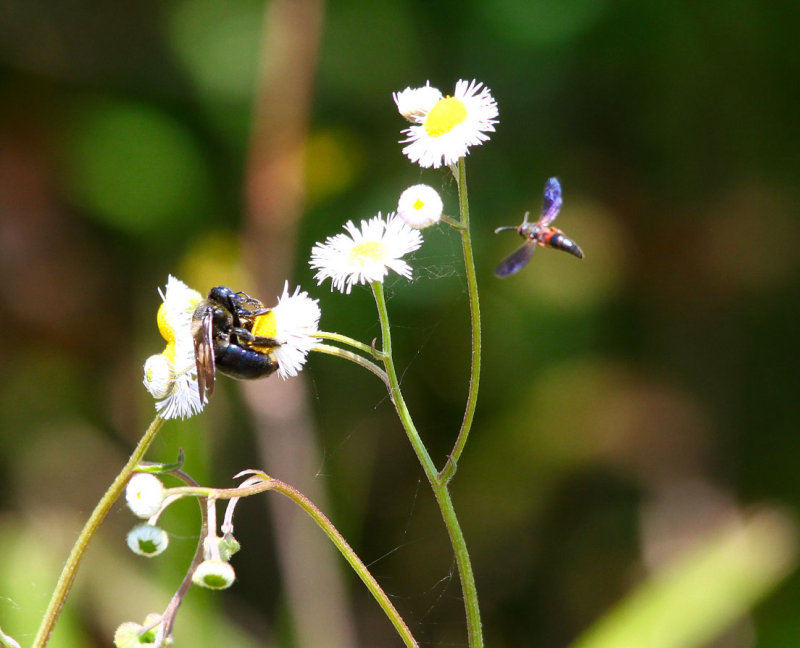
[[126, 523, 169, 557], [192, 559, 236, 590], [125, 473, 165, 519], [143, 354, 173, 399], [393, 82, 442, 123], [114, 614, 172, 647], [397, 184, 444, 229]]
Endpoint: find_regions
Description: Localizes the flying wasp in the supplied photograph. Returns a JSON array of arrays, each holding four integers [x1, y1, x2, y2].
[[494, 177, 584, 278], [191, 286, 281, 399]]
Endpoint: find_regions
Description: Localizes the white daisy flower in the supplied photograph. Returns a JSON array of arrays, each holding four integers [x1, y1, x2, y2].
[[249, 282, 321, 379], [393, 81, 443, 124], [310, 213, 423, 294], [126, 523, 169, 557], [125, 473, 165, 519], [192, 559, 236, 590], [397, 184, 443, 229], [397, 79, 498, 169], [143, 276, 205, 420]]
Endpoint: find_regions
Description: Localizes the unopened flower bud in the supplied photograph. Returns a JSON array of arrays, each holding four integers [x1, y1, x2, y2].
[[192, 559, 236, 590], [397, 184, 443, 229], [125, 473, 165, 519], [127, 524, 169, 557], [143, 354, 173, 399]]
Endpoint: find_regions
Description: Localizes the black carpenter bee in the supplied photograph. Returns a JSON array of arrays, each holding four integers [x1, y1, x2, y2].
[[494, 177, 584, 278], [191, 286, 281, 398]]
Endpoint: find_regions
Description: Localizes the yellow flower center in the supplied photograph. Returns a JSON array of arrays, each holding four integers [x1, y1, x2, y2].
[[156, 303, 174, 344], [349, 240, 387, 267], [413, 198, 425, 211], [251, 312, 279, 352], [424, 96, 467, 138], [156, 303, 178, 364]]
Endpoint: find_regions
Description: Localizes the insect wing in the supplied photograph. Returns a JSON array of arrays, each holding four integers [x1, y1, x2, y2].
[[494, 241, 536, 278], [539, 177, 562, 227], [193, 307, 216, 399]]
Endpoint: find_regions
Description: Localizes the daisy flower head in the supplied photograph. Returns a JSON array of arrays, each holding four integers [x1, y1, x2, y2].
[[397, 79, 498, 169], [310, 213, 423, 294], [397, 184, 443, 229], [249, 282, 321, 379], [143, 275, 205, 420], [393, 81, 443, 124]]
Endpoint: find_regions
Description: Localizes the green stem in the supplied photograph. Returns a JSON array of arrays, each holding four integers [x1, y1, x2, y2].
[[313, 343, 389, 387], [315, 330, 382, 358], [440, 214, 466, 230], [270, 479, 418, 647], [33, 415, 166, 647], [371, 282, 438, 480], [439, 157, 482, 484], [372, 282, 483, 647]]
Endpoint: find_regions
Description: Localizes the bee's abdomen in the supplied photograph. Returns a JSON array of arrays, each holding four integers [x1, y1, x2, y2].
[[215, 343, 279, 380]]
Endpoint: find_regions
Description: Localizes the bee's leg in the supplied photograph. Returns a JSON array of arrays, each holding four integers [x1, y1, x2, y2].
[[231, 326, 255, 342], [230, 327, 281, 348], [251, 335, 281, 347]]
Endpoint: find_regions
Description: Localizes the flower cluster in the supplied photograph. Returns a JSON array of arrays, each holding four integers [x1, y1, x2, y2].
[[127, 77, 500, 646], [143, 80, 497, 405]]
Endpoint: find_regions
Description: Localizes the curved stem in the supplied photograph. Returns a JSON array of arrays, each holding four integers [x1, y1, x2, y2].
[[439, 157, 482, 484], [270, 479, 418, 647], [312, 343, 390, 387], [315, 330, 382, 358], [372, 282, 483, 647], [33, 415, 166, 648]]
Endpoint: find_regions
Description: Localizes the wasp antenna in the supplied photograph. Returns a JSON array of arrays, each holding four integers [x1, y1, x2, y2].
[[494, 225, 518, 234]]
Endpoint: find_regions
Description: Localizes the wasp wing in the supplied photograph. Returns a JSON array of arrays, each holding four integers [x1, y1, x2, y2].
[[192, 307, 216, 399], [494, 241, 536, 278], [540, 177, 563, 227]]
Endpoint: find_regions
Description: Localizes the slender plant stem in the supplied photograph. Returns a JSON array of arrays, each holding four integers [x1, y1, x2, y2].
[[33, 415, 166, 648], [371, 283, 438, 480], [270, 479, 419, 647], [372, 282, 483, 647], [313, 343, 390, 387], [315, 330, 382, 358], [439, 157, 482, 484]]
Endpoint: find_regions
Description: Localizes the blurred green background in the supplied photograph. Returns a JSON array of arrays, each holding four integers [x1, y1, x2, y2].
[[1, 1, 798, 646]]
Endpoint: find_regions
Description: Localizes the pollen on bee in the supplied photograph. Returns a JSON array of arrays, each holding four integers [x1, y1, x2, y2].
[[250, 312, 279, 352]]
